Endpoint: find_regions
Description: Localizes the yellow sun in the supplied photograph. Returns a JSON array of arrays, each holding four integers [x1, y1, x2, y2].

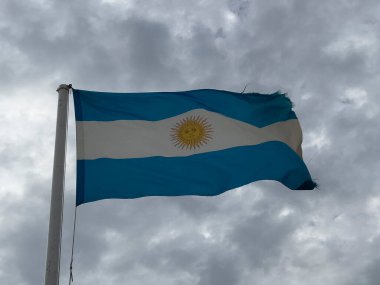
[[171, 116, 213, 150]]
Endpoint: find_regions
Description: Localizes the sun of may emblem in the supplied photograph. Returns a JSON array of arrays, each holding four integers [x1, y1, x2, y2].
[[170, 115, 213, 150]]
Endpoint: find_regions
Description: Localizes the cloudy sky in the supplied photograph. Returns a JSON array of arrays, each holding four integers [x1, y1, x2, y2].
[[1, 0, 380, 284]]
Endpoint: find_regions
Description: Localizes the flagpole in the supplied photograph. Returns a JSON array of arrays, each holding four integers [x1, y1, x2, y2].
[[45, 84, 71, 285]]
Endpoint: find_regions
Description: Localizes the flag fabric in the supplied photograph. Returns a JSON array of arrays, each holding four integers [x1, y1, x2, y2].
[[73, 88, 315, 205]]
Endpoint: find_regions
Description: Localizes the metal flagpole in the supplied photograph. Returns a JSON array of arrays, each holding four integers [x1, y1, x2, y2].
[[45, 84, 71, 285]]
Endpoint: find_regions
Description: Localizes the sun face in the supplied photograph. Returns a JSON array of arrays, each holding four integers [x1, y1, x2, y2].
[[171, 116, 213, 150]]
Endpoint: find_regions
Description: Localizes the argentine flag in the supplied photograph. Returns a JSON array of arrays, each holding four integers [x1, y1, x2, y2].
[[73, 89, 316, 205]]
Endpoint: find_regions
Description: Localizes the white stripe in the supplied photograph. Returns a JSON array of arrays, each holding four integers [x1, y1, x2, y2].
[[76, 109, 302, 160]]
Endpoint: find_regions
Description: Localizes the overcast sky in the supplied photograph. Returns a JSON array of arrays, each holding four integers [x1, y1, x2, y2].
[[1, 0, 380, 284]]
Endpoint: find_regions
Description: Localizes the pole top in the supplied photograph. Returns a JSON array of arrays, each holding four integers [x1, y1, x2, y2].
[[56, 84, 72, 92]]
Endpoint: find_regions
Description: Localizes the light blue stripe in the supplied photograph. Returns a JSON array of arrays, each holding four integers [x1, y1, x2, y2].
[[73, 89, 296, 127], [76, 142, 314, 205]]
